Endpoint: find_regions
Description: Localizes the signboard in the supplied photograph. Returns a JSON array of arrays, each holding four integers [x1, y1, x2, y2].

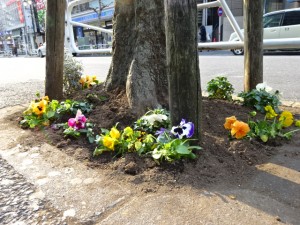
[[217, 7, 223, 17]]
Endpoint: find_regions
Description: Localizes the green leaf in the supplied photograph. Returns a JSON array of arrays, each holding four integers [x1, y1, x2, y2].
[[46, 110, 55, 118], [175, 145, 190, 155], [93, 148, 106, 156], [188, 146, 202, 150]]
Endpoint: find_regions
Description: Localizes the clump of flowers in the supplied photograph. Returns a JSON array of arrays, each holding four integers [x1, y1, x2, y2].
[[134, 109, 170, 134], [224, 116, 250, 139], [62, 109, 95, 143], [207, 76, 234, 101], [238, 82, 281, 113], [94, 110, 201, 163], [265, 105, 278, 119], [21, 95, 59, 128], [225, 105, 300, 143], [79, 75, 100, 89], [67, 109, 87, 130]]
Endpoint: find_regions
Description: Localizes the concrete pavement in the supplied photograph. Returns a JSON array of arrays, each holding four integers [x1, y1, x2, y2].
[[0, 105, 299, 224]]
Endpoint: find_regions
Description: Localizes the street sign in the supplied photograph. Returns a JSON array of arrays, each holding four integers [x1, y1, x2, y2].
[[217, 7, 223, 16]]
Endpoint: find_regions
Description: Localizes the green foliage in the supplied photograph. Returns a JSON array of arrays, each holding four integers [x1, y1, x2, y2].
[[151, 132, 201, 163], [57, 99, 93, 115], [238, 89, 281, 113], [94, 110, 201, 163], [63, 122, 95, 143], [248, 117, 297, 143], [134, 109, 170, 134], [207, 76, 234, 100], [20, 97, 92, 129], [63, 52, 83, 95], [20, 96, 59, 129]]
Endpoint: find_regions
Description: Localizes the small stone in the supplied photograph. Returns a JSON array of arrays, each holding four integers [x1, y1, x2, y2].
[[275, 216, 281, 222], [48, 171, 61, 177], [228, 195, 237, 200], [0, 179, 14, 186], [63, 209, 76, 219], [31, 146, 40, 151], [36, 178, 49, 186], [83, 178, 94, 185], [30, 153, 40, 158], [70, 178, 82, 185], [21, 159, 33, 166], [29, 191, 45, 200]]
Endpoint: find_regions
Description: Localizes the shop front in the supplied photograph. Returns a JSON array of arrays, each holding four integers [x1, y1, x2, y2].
[[72, 7, 114, 49]]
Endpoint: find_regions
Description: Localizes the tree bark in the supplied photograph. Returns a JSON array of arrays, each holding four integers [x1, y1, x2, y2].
[[105, 0, 168, 115], [244, 0, 263, 92], [45, 0, 65, 100], [165, 0, 202, 141]]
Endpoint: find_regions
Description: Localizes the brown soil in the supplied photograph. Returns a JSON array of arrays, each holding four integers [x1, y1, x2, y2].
[[9, 84, 300, 193]]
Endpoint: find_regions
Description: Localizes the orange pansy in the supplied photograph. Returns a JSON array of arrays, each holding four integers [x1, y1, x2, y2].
[[224, 116, 237, 130], [231, 120, 250, 139]]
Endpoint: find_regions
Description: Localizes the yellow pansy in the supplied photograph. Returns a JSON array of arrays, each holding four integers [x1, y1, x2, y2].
[[279, 111, 293, 127], [110, 127, 120, 139], [42, 96, 50, 102], [79, 75, 86, 85], [32, 100, 47, 116], [264, 105, 278, 119], [123, 127, 133, 136], [102, 136, 115, 150]]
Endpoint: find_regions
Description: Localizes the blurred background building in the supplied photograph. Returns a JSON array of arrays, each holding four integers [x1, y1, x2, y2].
[[0, 0, 45, 54], [0, 0, 299, 54]]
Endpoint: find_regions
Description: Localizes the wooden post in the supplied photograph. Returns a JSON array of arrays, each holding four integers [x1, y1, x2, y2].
[[45, 0, 66, 100], [244, 0, 264, 92], [165, 0, 202, 141]]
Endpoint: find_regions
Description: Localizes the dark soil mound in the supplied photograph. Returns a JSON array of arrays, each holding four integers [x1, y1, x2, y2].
[[12, 85, 300, 192]]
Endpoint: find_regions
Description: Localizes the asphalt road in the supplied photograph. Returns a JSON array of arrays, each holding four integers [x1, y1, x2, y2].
[[0, 51, 299, 108]]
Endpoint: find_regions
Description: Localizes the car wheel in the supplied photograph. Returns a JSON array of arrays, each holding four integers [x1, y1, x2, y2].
[[38, 50, 44, 58], [232, 49, 244, 55], [72, 53, 77, 57]]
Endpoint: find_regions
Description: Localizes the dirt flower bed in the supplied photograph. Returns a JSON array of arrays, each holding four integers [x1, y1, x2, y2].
[[11, 84, 300, 192]]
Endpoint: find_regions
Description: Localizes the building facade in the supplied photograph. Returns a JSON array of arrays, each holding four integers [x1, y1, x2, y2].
[[70, 0, 114, 48], [0, 0, 45, 54]]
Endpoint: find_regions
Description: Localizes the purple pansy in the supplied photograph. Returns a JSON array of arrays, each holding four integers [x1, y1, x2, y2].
[[155, 128, 167, 136], [171, 119, 194, 139], [68, 110, 87, 130]]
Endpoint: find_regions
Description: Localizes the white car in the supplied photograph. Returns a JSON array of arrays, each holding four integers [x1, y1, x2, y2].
[[229, 7, 300, 55], [37, 43, 46, 58], [37, 43, 77, 57]]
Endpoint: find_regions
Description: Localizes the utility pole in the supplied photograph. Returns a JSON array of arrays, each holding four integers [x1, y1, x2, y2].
[[243, 0, 264, 92], [45, 0, 66, 100]]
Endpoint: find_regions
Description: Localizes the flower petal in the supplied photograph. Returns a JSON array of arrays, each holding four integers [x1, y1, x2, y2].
[[68, 118, 76, 127]]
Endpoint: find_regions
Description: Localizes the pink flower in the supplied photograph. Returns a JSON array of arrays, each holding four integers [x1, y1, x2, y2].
[[68, 110, 87, 130]]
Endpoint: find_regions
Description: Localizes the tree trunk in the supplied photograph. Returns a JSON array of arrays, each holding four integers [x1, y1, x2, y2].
[[45, 0, 65, 100], [165, 0, 202, 141], [244, 0, 263, 92], [105, 0, 168, 115]]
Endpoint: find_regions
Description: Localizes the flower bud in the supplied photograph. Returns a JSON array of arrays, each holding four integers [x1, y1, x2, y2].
[[260, 135, 268, 143]]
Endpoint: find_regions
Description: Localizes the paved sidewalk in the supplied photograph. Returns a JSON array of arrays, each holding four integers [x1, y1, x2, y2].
[[0, 105, 299, 225]]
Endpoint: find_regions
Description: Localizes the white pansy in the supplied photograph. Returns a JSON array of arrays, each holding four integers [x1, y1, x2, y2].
[[256, 82, 273, 92], [142, 114, 168, 125]]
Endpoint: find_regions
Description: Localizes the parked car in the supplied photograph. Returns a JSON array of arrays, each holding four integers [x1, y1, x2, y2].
[[37, 43, 77, 57], [37, 43, 46, 58], [229, 7, 300, 55]]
